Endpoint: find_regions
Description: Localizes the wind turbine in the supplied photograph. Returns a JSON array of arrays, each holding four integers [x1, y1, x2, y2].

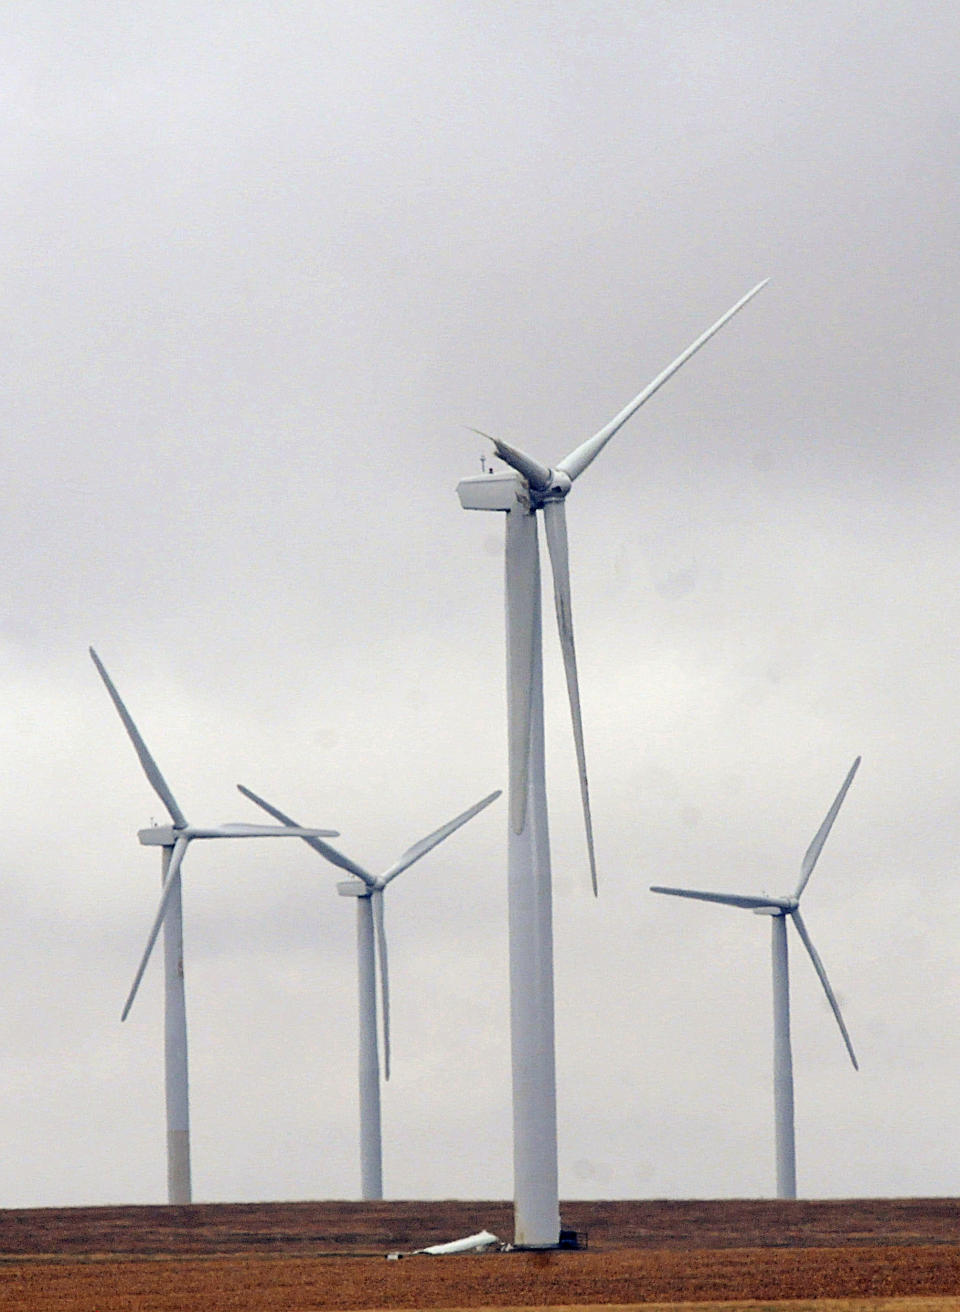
[[456, 280, 767, 1246], [90, 648, 337, 1204], [237, 782, 501, 1200], [651, 756, 861, 1200]]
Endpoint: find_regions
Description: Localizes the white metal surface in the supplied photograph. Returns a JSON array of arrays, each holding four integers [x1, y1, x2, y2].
[[238, 782, 501, 1202], [417, 1230, 501, 1255], [650, 757, 861, 1199], [356, 894, 383, 1200], [771, 912, 796, 1199], [505, 506, 559, 1245], [456, 471, 522, 512], [162, 844, 192, 1206], [89, 648, 339, 1205], [459, 285, 766, 1243]]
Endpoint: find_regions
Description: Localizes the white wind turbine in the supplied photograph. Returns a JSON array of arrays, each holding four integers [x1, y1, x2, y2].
[[90, 648, 337, 1204], [237, 782, 501, 1200], [651, 756, 861, 1199], [457, 280, 767, 1246]]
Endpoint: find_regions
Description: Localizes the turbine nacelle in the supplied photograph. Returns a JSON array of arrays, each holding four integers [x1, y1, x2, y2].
[[462, 282, 769, 899], [139, 825, 180, 846], [337, 878, 371, 898], [457, 438, 572, 512], [752, 897, 798, 916], [90, 648, 339, 1026]]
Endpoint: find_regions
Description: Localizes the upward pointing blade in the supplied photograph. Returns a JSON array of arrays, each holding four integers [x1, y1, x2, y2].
[[505, 508, 540, 834], [542, 498, 597, 895], [122, 835, 189, 1021], [468, 429, 552, 491], [380, 789, 502, 885], [237, 784, 375, 885], [90, 648, 187, 829], [790, 908, 858, 1070], [796, 756, 861, 899], [557, 280, 769, 483], [371, 888, 391, 1081]]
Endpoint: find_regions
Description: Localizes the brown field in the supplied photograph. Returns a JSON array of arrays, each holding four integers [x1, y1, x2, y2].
[[1, 1198, 959, 1312]]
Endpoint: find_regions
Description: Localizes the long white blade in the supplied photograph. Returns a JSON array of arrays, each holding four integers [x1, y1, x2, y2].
[[557, 280, 769, 483], [543, 499, 597, 896], [796, 756, 861, 899], [505, 508, 540, 834], [380, 789, 502, 885], [651, 885, 788, 911], [90, 648, 187, 829], [790, 908, 858, 1069], [468, 428, 552, 491], [188, 823, 340, 839], [121, 835, 189, 1021], [237, 784, 375, 885], [372, 888, 391, 1082]]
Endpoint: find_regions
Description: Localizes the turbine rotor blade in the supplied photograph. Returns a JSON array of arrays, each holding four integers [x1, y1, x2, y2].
[[121, 835, 189, 1021], [790, 908, 858, 1070], [505, 509, 540, 834], [796, 756, 861, 898], [89, 648, 187, 829], [556, 280, 769, 483], [542, 499, 597, 896], [468, 428, 552, 491], [650, 885, 789, 911], [188, 823, 340, 839], [237, 784, 374, 884], [380, 789, 502, 885], [372, 888, 391, 1082]]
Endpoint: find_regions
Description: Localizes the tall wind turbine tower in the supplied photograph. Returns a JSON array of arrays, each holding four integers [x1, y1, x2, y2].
[[91, 650, 335, 1203], [456, 281, 767, 1245], [238, 782, 501, 1200], [651, 756, 860, 1199]]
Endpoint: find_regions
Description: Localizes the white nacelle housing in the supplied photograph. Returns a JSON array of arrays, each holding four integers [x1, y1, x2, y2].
[[456, 472, 523, 512], [139, 825, 178, 846]]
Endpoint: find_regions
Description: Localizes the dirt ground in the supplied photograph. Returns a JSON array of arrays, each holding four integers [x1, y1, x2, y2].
[[1, 1199, 959, 1311], [2, 1198, 958, 1259]]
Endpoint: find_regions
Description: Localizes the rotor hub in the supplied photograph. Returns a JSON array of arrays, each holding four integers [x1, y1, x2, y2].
[[534, 469, 572, 505]]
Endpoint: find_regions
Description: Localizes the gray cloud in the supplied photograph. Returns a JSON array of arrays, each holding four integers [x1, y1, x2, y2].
[[2, 1, 959, 1205]]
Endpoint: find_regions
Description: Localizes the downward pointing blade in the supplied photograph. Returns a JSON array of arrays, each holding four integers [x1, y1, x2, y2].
[[505, 508, 540, 834], [796, 756, 861, 898], [237, 784, 374, 885], [122, 835, 189, 1021], [90, 648, 187, 829], [790, 908, 858, 1069], [468, 428, 552, 491], [371, 888, 391, 1081], [543, 499, 597, 896], [380, 789, 502, 885], [651, 885, 788, 911], [557, 280, 769, 483]]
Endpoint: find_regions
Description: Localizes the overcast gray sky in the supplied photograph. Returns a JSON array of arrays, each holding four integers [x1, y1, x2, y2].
[[2, 1, 960, 1207]]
